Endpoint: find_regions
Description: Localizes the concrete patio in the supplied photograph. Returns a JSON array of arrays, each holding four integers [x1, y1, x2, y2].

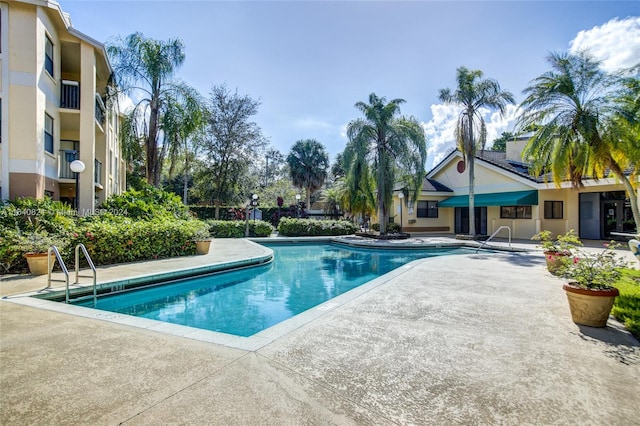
[[1, 237, 638, 425]]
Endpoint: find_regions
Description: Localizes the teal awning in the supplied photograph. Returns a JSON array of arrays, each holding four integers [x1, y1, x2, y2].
[[437, 190, 538, 207]]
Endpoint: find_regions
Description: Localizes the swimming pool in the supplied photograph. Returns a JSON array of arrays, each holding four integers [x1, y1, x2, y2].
[[74, 242, 475, 336]]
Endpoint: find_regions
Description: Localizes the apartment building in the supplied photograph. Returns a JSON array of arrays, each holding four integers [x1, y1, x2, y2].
[[0, 0, 125, 213]]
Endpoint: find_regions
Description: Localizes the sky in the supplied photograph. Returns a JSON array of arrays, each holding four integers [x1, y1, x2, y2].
[[60, 1, 640, 170]]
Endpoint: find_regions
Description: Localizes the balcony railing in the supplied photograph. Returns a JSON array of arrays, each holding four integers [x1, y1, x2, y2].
[[95, 94, 106, 126], [94, 159, 102, 186], [60, 80, 80, 109]]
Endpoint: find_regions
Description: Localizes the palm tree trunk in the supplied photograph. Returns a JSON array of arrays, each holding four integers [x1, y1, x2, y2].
[[467, 113, 476, 237], [306, 188, 311, 213], [468, 158, 476, 236], [377, 152, 386, 235], [147, 97, 161, 186]]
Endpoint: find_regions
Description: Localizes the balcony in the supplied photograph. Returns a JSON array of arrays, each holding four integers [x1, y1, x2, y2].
[[95, 94, 106, 127], [94, 159, 103, 186], [58, 150, 76, 179], [60, 80, 80, 109]]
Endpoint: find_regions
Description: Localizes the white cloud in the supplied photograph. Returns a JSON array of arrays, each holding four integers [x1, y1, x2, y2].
[[292, 117, 334, 131], [117, 93, 135, 114], [569, 17, 640, 72], [422, 103, 518, 170]]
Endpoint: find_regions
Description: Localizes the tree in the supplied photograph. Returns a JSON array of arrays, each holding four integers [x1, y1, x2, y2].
[[346, 93, 427, 235], [287, 139, 330, 208], [160, 87, 206, 204], [195, 85, 267, 216], [491, 131, 514, 152], [439, 67, 515, 236], [517, 52, 639, 231]]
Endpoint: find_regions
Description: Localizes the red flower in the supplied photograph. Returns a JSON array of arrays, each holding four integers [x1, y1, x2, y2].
[[573, 257, 580, 264]]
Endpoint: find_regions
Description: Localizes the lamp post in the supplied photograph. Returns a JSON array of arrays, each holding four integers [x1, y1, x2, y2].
[[65, 150, 85, 212], [251, 194, 259, 220], [398, 192, 404, 233], [295, 194, 301, 218]]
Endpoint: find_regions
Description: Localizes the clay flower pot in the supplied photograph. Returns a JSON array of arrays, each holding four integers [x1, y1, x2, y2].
[[24, 252, 54, 275], [195, 240, 211, 255], [562, 282, 619, 327], [544, 251, 568, 274]]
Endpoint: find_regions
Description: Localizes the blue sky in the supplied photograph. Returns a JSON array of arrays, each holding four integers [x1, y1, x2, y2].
[[61, 1, 640, 169]]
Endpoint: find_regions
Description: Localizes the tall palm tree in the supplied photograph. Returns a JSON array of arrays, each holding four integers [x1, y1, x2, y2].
[[439, 67, 515, 236], [346, 93, 427, 235], [161, 87, 206, 204], [287, 139, 330, 208], [107, 32, 192, 186], [517, 52, 639, 231]]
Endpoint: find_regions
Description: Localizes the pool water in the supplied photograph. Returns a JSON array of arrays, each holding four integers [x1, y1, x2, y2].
[[75, 243, 472, 336]]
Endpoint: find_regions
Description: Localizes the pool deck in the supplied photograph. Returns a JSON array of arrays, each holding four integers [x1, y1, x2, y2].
[[1, 236, 639, 424]]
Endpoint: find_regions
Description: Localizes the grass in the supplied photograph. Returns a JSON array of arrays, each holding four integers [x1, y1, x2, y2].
[[612, 268, 640, 340]]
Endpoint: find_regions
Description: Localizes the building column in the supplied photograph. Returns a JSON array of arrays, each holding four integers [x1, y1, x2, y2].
[[78, 42, 95, 215]]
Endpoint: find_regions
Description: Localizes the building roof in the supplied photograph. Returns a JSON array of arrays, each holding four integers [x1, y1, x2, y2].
[[421, 178, 453, 193]]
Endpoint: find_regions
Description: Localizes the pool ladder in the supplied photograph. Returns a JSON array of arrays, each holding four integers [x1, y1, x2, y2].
[[46, 244, 97, 305], [476, 226, 512, 253]]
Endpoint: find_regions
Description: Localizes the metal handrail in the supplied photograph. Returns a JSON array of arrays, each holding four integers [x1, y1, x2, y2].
[[47, 246, 70, 303], [476, 226, 512, 253], [75, 244, 97, 306]]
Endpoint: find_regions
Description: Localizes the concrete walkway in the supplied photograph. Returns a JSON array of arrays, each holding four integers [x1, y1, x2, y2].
[[1, 237, 638, 425]]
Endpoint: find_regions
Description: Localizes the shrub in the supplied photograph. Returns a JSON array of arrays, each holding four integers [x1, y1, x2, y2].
[[612, 268, 640, 339], [0, 197, 76, 233], [206, 220, 274, 238], [278, 218, 357, 237], [369, 222, 401, 233], [65, 218, 206, 266], [100, 186, 190, 220]]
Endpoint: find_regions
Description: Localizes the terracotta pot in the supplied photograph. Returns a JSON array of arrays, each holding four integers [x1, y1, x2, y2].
[[544, 251, 569, 274], [563, 282, 619, 327], [24, 252, 54, 275], [195, 240, 211, 255]]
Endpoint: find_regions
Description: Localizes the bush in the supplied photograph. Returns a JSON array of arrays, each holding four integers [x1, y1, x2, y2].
[[100, 186, 190, 220], [612, 268, 640, 339], [277, 218, 357, 237], [65, 218, 206, 266], [369, 222, 401, 233], [206, 220, 274, 238], [0, 198, 76, 233]]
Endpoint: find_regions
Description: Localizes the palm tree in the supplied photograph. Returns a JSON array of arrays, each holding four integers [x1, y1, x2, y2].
[[439, 67, 515, 236], [346, 93, 427, 235], [517, 52, 639, 231], [107, 32, 193, 186], [287, 139, 330, 209], [161, 87, 206, 204]]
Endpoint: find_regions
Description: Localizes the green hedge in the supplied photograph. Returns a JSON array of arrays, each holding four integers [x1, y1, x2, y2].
[[277, 218, 357, 237], [65, 218, 206, 266], [370, 222, 401, 233], [612, 268, 640, 339], [206, 220, 274, 238]]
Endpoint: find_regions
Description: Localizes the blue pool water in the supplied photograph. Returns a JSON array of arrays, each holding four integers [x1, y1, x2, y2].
[[76, 243, 473, 336]]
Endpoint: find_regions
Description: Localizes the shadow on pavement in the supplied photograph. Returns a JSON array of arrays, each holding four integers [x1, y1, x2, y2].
[[574, 323, 640, 366]]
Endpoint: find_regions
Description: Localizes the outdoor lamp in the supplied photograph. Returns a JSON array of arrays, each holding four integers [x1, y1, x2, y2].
[[70, 159, 85, 212], [398, 192, 404, 233]]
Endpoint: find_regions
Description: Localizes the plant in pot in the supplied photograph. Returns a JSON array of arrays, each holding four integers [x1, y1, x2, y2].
[[193, 224, 212, 255], [559, 242, 627, 327], [532, 229, 582, 274], [17, 230, 66, 275]]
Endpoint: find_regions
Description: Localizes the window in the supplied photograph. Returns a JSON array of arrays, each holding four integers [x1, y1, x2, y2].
[[544, 201, 563, 219], [45, 34, 54, 77], [500, 205, 532, 219], [44, 113, 54, 153], [417, 200, 438, 218]]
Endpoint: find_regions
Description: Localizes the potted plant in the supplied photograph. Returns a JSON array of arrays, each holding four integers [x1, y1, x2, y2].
[[559, 242, 627, 327], [17, 230, 65, 275], [193, 225, 212, 255], [532, 229, 581, 274]]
